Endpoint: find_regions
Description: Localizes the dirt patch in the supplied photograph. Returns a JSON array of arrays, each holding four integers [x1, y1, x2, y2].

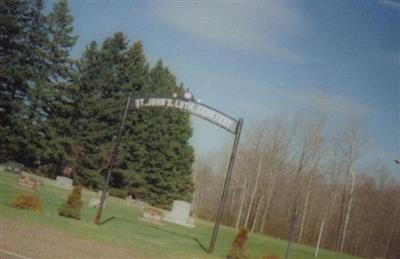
[[0, 219, 144, 259]]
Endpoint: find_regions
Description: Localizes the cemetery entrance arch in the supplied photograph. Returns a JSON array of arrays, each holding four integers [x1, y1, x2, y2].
[[94, 92, 243, 254]]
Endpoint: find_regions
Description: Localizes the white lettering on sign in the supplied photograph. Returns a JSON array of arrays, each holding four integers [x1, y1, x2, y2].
[[133, 98, 238, 133]]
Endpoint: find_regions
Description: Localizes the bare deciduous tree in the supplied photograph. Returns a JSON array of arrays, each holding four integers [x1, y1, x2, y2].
[[192, 110, 398, 259]]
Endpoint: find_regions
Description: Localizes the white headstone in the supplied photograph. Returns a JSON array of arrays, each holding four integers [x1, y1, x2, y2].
[[88, 191, 109, 208], [89, 197, 100, 208], [164, 200, 194, 228], [55, 176, 73, 190]]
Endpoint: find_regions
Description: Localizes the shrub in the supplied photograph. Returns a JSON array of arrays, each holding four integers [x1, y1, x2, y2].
[[262, 255, 281, 259], [58, 186, 82, 220], [11, 194, 43, 212], [109, 188, 128, 199], [228, 227, 249, 259]]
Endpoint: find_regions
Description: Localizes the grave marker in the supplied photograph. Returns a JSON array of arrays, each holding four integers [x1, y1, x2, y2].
[[126, 196, 147, 209], [164, 200, 194, 228], [55, 176, 73, 190], [139, 206, 165, 225], [5, 161, 25, 175], [18, 176, 37, 190], [89, 191, 109, 209]]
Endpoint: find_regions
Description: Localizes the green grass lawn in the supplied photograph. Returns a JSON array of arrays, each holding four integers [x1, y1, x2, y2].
[[0, 168, 357, 259]]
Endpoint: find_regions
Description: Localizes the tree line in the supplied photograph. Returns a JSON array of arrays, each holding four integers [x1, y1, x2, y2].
[[192, 111, 399, 259], [0, 0, 194, 208]]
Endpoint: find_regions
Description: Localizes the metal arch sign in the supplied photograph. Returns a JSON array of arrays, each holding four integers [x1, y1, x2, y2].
[[95, 92, 243, 254], [132, 97, 239, 134]]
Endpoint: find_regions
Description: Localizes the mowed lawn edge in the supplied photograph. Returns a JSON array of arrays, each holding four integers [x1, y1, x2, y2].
[[0, 169, 358, 259]]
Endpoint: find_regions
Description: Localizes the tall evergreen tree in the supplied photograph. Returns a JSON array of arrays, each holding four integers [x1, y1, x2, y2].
[[46, 0, 78, 82], [141, 61, 194, 207], [31, 0, 78, 177], [75, 35, 194, 207], [110, 41, 150, 190], [0, 0, 48, 165], [74, 33, 130, 187], [1, 2, 195, 207], [25, 0, 52, 166], [0, 0, 29, 162]]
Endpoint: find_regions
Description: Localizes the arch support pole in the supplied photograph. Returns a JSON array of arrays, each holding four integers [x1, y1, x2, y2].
[[208, 118, 244, 254]]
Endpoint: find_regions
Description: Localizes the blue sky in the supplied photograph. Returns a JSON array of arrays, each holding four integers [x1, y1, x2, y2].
[[46, 1, 399, 173]]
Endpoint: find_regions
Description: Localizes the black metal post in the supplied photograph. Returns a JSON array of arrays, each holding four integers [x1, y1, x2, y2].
[[95, 93, 132, 225], [208, 118, 243, 254], [285, 206, 299, 259]]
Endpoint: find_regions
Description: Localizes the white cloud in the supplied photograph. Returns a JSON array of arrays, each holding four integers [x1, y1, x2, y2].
[[150, 2, 308, 63]]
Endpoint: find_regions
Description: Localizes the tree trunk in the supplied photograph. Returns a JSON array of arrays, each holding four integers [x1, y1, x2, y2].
[[298, 169, 315, 243], [235, 180, 247, 229], [314, 218, 325, 258], [383, 208, 399, 258], [244, 154, 263, 228], [259, 174, 275, 233], [251, 195, 264, 232], [339, 169, 356, 253], [230, 189, 236, 214], [335, 183, 346, 252]]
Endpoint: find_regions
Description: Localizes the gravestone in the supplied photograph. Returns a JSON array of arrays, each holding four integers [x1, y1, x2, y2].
[[5, 161, 25, 175], [18, 176, 37, 191], [55, 176, 73, 190], [139, 206, 164, 225], [126, 196, 147, 209], [126, 195, 133, 206], [89, 197, 100, 208], [89, 191, 109, 208], [164, 200, 195, 228]]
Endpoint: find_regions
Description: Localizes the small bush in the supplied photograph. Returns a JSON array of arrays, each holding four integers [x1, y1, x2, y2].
[[59, 186, 82, 220], [228, 227, 249, 259], [11, 194, 43, 212], [262, 255, 281, 259], [109, 188, 128, 199]]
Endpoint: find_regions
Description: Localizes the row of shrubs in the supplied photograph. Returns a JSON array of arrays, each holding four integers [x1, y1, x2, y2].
[[12, 185, 131, 219], [12, 186, 83, 220]]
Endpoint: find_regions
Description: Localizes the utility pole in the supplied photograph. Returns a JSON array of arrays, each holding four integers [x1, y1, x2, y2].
[[95, 93, 132, 225]]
